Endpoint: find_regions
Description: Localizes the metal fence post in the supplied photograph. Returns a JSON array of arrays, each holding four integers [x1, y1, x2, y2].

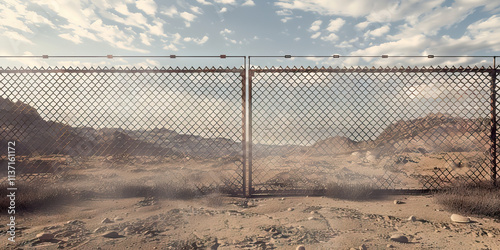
[[241, 69, 247, 197], [247, 57, 253, 197], [491, 57, 498, 187]]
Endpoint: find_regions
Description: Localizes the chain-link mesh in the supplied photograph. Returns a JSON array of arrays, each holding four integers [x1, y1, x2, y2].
[[250, 66, 494, 194], [0, 67, 245, 194]]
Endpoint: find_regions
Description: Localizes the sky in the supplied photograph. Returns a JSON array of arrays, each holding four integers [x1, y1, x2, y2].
[[1, 0, 500, 68], [0, 0, 498, 145]]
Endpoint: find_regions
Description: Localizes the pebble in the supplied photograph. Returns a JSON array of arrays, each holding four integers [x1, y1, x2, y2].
[[487, 232, 495, 238], [450, 214, 471, 223], [65, 220, 82, 225], [93, 226, 107, 234], [36, 232, 55, 241], [308, 217, 315, 221], [407, 215, 416, 222], [114, 217, 124, 221], [359, 244, 367, 250], [288, 208, 294, 211], [387, 244, 394, 248], [394, 200, 402, 205], [310, 211, 317, 214], [101, 218, 113, 224], [390, 234, 409, 243], [296, 245, 306, 250], [101, 231, 122, 238]]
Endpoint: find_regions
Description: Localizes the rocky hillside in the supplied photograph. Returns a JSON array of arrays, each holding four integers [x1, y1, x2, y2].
[[312, 113, 489, 156], [0, 97, 240, 158]]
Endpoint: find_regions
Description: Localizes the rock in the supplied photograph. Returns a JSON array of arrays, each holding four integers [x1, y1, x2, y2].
[[450, 214, 471, 223], [394, 200, 402, 205], [390, 234, 409, 243], [359, 244, 367, 250], [114, 217, 124, 221], [36, 232, 54, 241], [407, 215, 416, 222], [487, 232, 495, 238], [296, 245, 306, 250], [65, 220, 83, 225], [287, 208, 294, 211], [93, 226, 107, 234], [101, 218, 113, 224], [310, 211, 317, 214], [387, 244, 394, 248], [307, 217, 315, 221], [209, 242, 220, 250], [101, 231, 122, 238]]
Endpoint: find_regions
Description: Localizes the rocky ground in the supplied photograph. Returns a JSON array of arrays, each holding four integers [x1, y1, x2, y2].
[[2, 193, 499, 249]]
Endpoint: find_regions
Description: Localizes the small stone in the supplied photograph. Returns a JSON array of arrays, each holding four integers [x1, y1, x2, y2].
[[114, 217, 124, 221], [101, 218, 113, 224], [101, 231, 122, 238], [93, 226, 107, 234], [280, 197, 285, 201], [36, 232, 54, 241], [487, 232, 495, 238], [450, 214, 471, 223], [65, 220, 82, 225], [288, 208, 294, 211], [387, 244, 394, 248], [296, 245, 306, 250], [359, 244, 367, 250], [394, 200, 402, 205], [390, 234, 409, 243], [308, 217, 315, 221], [407, 215, 416, 222], [310, 211, 317, 214]]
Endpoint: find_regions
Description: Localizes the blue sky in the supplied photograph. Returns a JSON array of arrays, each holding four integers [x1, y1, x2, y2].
[[1, 0, 500, 67]]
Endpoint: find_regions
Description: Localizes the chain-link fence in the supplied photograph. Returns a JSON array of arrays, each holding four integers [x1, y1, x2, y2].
[[249, 65, 496, 194], [0, 65, 246, 195], [1, 55, 498, 197]]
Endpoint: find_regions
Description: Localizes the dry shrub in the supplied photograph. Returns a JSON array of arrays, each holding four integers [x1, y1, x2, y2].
[[0, 182, 76, 213], [323, 182, 377, 201], [434, 181, 500, 219], [105, 181, 199, 200]]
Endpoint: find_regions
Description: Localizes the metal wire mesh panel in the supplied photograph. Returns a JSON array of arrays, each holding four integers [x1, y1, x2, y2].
[[250, 66, 493, 194], [0, 67, 245, 195]]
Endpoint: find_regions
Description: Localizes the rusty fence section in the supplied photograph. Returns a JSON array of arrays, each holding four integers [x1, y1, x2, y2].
[[249, 65, 497, 195], [0, 65, 247, 195]]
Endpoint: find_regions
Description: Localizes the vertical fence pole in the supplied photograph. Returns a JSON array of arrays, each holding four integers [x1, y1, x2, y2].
[[247, 57, 253, 197], [241, 67, 247, 197], [491, 57, 498, 187]]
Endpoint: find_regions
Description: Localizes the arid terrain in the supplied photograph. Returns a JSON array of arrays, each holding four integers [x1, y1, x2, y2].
[[1, 97, 499, 249]]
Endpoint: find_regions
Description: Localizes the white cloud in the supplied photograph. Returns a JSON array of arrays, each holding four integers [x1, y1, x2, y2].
[[220, 28, 233, 35], [163, 43, 178, 51], [59, 33, 82, 44], [320, 33, 338, 42], [326, 18, 345, 32], [276, 9, 292, 16], [281, 17, 293, 23], [190, 6, 203, 14], [311, 32, 321, 39], [294, 37, 301, 41], [214, 0, 236, 4], [196, 0, 212, 5], [355, 21, 370, 30], [136, 0, 157, 16], [219, 7, 227, 13], [161, 6, 178, 17], [184, 35, 209, 45], [309, 20, 322, 31], [180, 11, 197, 27], [365, 25, 390, 37], [140, 33, 152, 46], [4, 30, 34, 44], [242, 0, 255, 6]]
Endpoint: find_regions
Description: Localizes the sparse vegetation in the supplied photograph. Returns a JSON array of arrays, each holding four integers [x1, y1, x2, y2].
[[0, 182, 76, 212], [434, 181, 500, 219], [323, 182, 378, 201]]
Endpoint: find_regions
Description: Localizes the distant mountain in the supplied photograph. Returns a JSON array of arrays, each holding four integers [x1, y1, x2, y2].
[[0, 97, 241, 158]]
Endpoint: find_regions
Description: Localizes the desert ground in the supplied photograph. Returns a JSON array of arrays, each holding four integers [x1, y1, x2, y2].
[[1, 155, 499, 250]]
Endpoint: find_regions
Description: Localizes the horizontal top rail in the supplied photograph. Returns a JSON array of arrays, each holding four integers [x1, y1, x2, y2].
[[0, 55, 245, 59], [0, 66, 244, 74], [250, 65, 496, 73]]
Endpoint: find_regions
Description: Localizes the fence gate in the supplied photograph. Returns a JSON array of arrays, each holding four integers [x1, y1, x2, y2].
[[0, 66, 247, 195], [248, 65, 496, 195]]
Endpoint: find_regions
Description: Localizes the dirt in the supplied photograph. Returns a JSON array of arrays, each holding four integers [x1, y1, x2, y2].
[[3, 188, 500, 249]]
